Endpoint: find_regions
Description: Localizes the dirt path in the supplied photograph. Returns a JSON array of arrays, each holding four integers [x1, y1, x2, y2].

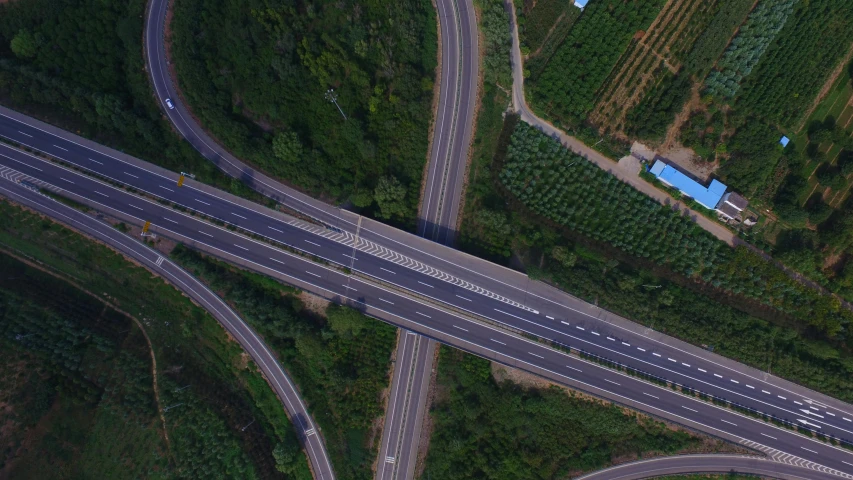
[[527, 11, 567, 59]]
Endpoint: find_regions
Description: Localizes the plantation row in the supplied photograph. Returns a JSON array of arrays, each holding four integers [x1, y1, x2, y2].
[[704, 0, 797, 98], [737, 0, 853, 127], [500, 123, 852, 338], [529, 0, 666, 126]]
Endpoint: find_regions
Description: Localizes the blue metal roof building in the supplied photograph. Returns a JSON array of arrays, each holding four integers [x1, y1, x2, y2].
[[648, 160, 727, 210], [574, 0, 589, 8]]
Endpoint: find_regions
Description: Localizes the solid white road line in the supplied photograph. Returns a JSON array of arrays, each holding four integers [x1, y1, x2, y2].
[[416, 312, 432, 318], [18, 131, 33, 137], [269, 226, 283, 233], [195, 198, 210, 205], [232, 212, 247, 219], [682, 406, 698, 413], [721, 419, 737, 426], [88, 158, 103, 165], [53, 144, 68, 151], [379, 298, 394, 304], [234, 244, 249, 251], [761, 433, 777, 440], [304, 240, 321, 247], [418, 281, 434, 288], [124, 171, 138, 178], [380, 267, 396, 274], [495, 308, 525, 321], [491, 339, 506, 345], [159, 185, 174, 192], [643, 393, 659, 399], [529, 352, 544, 359]]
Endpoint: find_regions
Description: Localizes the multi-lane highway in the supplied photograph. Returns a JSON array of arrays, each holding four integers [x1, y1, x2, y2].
[[0, 174, 334, 480], [2, 110, 853, 478]]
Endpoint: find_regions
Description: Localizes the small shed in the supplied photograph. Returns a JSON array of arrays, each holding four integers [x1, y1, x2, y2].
[[779, 136, 790, 148]]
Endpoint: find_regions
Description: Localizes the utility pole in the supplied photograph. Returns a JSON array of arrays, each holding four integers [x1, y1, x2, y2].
[[240, 419, 255, 432], [325, 89, 347, 120]]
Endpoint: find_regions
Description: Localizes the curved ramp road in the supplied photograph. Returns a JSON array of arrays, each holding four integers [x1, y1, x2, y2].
[[576, 454, 846, 480], [0, 175, 334, 480], [2, 113, 853, 476], [419, 0, 478, 245], [380, 0, 477, 476], [0, 139, 853, 479]]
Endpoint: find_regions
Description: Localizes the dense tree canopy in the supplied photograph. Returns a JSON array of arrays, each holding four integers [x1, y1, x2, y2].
[[171, 0, 437, 225]]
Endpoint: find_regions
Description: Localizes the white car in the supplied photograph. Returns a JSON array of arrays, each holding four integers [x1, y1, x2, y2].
[[165, 98, 175, 110]]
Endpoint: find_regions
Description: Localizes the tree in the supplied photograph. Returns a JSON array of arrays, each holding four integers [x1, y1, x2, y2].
[[374, 176, 408, 220], [272, 130, 303, 164], [10, 30, 38, 58]]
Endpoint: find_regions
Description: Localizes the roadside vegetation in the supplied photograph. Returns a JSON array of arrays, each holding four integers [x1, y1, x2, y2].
[[0, 0, 259, 202], [0, 199, 311, 478], [460, 118, 853, 403], [170, 0, 437, 227], [171, 245, 396, 480], [514, 0, 580, 80], [421, 346, 719, 479]]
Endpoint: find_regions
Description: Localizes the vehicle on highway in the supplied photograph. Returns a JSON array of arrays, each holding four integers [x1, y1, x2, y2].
[[165, 98, 175, 110]]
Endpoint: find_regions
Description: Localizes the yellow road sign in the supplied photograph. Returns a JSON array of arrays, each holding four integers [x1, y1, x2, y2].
[[177, 175, 185, 187], [142, 221, 151, 233]]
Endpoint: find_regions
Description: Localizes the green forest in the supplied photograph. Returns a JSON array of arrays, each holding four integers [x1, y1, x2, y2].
[[171, 245, 396, 480], [0, 0, 258, 201], [459, 118, 853, 402], [0, 200, 312, 479], [171, 0, 437, 226], [422, 347, 708, 479]]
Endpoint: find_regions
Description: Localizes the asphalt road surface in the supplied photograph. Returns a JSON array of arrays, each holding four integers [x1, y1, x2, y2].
[[418, 0, 478, 245], [577, 454, 847, 480], [378, 0, 477, 476], [2, 111, 853, 477], [0, 175, 335, 480]]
